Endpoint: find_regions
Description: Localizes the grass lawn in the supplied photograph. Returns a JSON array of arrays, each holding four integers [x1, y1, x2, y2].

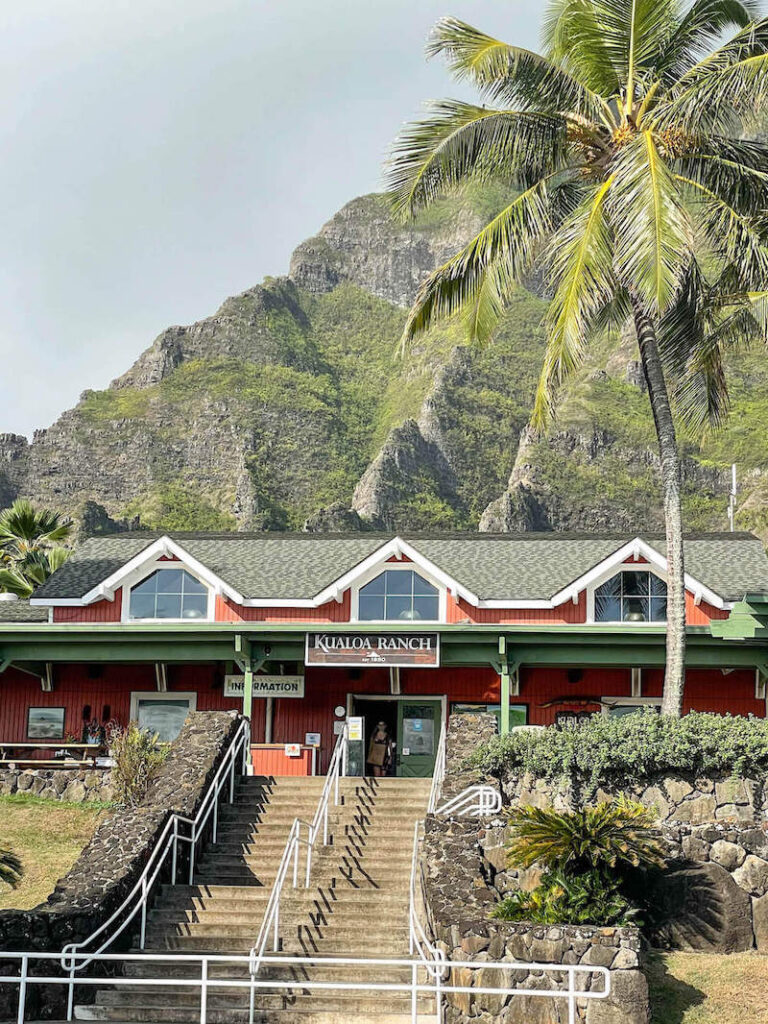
[[0, 793, 111, 910], [647, 950, 768, 1024]]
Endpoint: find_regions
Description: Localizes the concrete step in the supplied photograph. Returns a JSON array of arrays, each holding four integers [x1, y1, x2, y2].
[[93, 989, 434, 1012], [75, 1005, 431, 1023], [154, 892, 408, 912], [122, 957, 424, 984], [149, 905, 408, 926], [145, 920, 411, 940]]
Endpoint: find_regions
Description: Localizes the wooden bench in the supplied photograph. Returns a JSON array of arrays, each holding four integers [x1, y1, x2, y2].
[[0, 742, 107, 768], [0, 759, 101, 768]]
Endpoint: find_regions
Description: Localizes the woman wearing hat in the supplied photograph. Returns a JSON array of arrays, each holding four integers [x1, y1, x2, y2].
[[366, 721, 393, 778]]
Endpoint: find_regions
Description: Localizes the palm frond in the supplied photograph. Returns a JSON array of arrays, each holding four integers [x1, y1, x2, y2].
[[545, 0, 679, 97], [659, 263, 732, 429], [609, 131, 693, 312], [533, 177, 617, 425], [654, 17, 768, 130], [386, 101, 569, 218], [427, 16, 614, 123], [655, 0, 761, 83], [677, 174, 768, 287], [400, 174, 573, 347]]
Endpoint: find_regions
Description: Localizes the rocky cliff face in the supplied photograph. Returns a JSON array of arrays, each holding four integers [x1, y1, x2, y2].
[[3, 187, 768, 539]]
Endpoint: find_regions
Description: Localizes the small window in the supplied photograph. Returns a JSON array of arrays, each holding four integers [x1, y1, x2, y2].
[[130, 692, 197, 742], [358, 570, 439, 621], [594, 571, 667, 622], [129, 569, 209, 620], [451, 702, 528, 729]]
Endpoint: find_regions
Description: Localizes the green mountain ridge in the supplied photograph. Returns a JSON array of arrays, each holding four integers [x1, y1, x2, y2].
[[0, 189, 766, 539]]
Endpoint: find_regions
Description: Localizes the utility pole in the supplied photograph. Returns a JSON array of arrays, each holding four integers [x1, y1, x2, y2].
[[728, 464, 737, 532]]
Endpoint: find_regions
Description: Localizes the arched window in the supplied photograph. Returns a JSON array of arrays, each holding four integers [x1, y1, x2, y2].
[[358, 570, 439, 621], [129, 569, 209, 620], [594, 571, 667, 623]]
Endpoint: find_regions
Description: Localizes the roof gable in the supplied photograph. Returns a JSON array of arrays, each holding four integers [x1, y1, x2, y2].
[[29, 531, 768, 609]]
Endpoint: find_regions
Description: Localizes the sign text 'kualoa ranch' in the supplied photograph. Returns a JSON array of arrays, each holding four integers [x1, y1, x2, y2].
[[305, 633, 440, 667]]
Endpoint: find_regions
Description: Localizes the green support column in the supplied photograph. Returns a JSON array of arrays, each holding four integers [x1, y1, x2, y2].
[[243, 663, 253, 722], [500, 666, 510, 736], [498, 635, 509, 736]]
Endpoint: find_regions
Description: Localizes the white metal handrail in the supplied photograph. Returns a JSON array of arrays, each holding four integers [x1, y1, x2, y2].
[[60, 717, 251, 983], [435, 785, 502, 818], [426, 719, 447, 814], [1, 949, 610, 1024], [249, 724, 348, 978], [409, 819, 448, 1005]]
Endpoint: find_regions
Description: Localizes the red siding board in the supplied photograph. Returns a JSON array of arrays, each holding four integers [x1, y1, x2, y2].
[[53, 589, 123, 623]]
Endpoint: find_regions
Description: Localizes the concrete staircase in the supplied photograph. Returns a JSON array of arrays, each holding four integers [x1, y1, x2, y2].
[[75, 775, 434, 1024]]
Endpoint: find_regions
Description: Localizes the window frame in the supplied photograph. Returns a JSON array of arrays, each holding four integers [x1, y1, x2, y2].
[[350, 562, 446, 624], [600, 697, 662, 717], [586, 563, 669, 625], [129, 691, 198, 740], [122, 561, 214, 623]]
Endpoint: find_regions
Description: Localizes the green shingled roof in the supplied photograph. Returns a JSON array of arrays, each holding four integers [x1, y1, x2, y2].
[[29, 531, 768, 605], [0, 598, 49, 622]]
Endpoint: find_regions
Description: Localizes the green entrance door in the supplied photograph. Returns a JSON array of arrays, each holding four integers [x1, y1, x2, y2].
[[396, 701, 442, 778]]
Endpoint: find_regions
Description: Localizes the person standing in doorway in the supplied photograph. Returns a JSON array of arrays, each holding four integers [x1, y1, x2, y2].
[[366, 721, 393, 778]]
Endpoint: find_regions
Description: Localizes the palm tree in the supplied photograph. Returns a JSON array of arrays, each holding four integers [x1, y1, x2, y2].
[[0, 849, 23, 889], [0, 499, 72, 598], [386, 1, 768, 716]]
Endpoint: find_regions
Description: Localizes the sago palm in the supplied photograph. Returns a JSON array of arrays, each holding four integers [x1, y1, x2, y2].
[[505, 798, 664, 874], [386, 0, 768, 716], [0, 499, 72, 597]]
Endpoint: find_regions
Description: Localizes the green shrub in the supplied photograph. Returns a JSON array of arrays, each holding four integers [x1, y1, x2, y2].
[[491, 869, 639, 926], [467, 710, 768, 797], [491, 798, 663, 927], [505, 798, 664, 875], [110, 723, 170, 807]]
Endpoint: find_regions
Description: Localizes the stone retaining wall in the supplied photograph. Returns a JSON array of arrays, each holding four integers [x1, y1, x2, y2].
[[422, 817, 649, 1024], [0, 768, 114, 804], [0, 710, 244, 1021], [648, 823, 768, 952], [506, 773, 768, 824]]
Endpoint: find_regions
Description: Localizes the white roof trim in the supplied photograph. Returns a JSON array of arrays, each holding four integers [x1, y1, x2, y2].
[[311, 537, 480, 608], [30, 533, 733, 612], [32, 536, 244, 607], [549, 537, 728, 610]]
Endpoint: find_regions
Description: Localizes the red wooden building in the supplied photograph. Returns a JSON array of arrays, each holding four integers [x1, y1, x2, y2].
[[1, 531, 767, 776]]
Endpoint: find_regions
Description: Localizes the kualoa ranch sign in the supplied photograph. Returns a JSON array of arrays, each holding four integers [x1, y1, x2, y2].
[[305, 633, 440, 668], [224, 675, 305, 698]]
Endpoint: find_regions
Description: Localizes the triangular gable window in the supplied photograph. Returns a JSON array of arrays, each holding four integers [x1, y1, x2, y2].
[[128, 568, 209, 621]]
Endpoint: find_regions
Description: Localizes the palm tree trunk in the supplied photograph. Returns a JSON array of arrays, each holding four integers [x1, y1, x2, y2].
[[631, 298, 686, 717]]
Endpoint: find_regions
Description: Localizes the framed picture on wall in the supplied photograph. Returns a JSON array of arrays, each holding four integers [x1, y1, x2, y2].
[[27, 707, 66, 740]]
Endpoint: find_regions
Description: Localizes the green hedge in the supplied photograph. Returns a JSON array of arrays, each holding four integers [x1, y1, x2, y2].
[[466, 711, 768, 794]]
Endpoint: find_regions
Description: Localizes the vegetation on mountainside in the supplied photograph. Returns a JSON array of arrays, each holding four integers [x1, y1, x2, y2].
[[0, 795, 109, 910], [386, 2, 768, 714], [0, 499, 72, 597]]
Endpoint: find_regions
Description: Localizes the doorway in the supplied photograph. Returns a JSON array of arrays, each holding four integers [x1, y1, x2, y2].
[[349, 695, 444, 778]]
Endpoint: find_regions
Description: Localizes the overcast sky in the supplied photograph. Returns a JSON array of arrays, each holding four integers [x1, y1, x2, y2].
[[0, 1, 539, 437]]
